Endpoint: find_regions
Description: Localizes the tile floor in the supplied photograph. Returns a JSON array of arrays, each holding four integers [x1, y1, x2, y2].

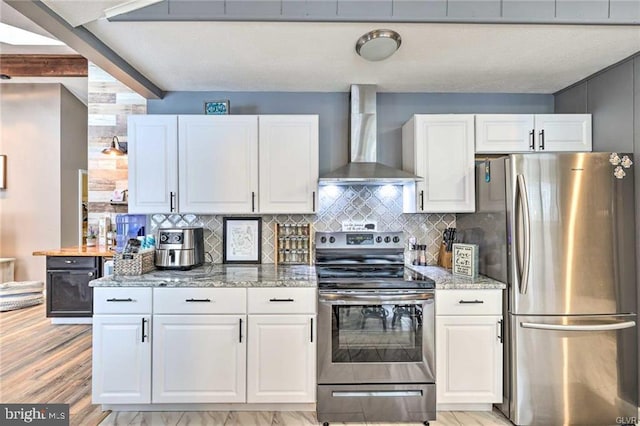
[[99, 409, 513, 425]]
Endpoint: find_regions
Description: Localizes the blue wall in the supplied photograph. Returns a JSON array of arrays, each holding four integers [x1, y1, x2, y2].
[[148, 91, 553, 173]]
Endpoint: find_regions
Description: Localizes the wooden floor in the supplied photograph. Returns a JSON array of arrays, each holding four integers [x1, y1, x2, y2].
[[0, 304, 513, 426], [99, 409, 512, 425], [0, 304, 110, 426]]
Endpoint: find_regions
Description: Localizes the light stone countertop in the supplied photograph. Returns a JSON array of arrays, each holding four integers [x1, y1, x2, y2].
[[408, 265, 506, 290], [90, 264, 316, 288]]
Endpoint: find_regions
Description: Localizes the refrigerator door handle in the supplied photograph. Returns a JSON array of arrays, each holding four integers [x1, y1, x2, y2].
[[520, 320, 636, 332], [516, 174, 531, 294]]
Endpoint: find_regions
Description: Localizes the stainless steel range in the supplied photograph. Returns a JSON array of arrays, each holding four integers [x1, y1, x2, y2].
[[315, 231, 436, 425]]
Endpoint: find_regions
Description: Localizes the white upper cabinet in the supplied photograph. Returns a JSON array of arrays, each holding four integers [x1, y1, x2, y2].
[[179, 116, 258, 214], [403, 115, 475, 213], [475, 114, 535, 153], [128, 114, 318, 214], [128, 115, 178, 214], [258, 115, 319, 213], [475, 114, 592, 153], [533, 114, 592, 151]]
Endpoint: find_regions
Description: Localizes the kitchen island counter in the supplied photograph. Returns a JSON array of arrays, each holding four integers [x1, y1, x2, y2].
[[90, 263, 316, 288], [33, 245, 114, 257], [409, 265, 506, 289]]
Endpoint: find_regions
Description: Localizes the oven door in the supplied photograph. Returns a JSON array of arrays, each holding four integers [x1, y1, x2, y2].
[[318, 289, 435, 385]]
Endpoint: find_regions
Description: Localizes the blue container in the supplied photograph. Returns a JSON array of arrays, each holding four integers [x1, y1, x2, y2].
[[115, 214, 147, 253]]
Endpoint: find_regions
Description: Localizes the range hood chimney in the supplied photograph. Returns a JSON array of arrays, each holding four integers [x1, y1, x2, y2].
[[319, 84, 422, 185]]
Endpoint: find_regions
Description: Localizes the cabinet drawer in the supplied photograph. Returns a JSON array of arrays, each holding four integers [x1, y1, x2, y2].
[[436, 289, 502, 315], [154, 288, 246, 314], [248, 287, 316, 314], [94, 288, 152, 314], [47, 256, 98, 270]]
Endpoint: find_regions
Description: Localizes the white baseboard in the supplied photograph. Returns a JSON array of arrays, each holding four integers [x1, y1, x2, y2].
[[101, 403, 316, 412], [437, 403, 493, 411], [51, 317, 92, 324]]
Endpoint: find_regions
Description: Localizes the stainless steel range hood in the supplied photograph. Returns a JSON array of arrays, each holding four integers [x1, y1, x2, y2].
[[319, 84, 422, 185]]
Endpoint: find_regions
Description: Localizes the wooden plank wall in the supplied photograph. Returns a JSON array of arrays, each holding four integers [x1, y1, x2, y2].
[[87, 63, 146, 230]]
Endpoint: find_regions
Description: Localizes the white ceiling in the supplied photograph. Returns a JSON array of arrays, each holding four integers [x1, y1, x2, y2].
[[7, 1, 640, 95]]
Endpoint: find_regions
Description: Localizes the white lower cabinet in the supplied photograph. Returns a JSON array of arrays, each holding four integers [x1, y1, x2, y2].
[[152, 315, 246, 403], [92, 315, 151, 404], [92, 287, 317, 407], [247, 315, 316, 403], [436, 289, 503, 409]]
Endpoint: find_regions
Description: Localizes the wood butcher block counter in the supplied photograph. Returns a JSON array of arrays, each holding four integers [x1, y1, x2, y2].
[[33, 245, 114, 257]]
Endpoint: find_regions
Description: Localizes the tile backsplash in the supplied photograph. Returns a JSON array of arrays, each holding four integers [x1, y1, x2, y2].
[[150, 185, 455, 264]]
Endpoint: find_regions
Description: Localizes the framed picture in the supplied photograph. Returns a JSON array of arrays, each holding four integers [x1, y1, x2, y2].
[[0, 155, 6, 189], [223, 217, 262, 264], [204, 100, 230, 115]]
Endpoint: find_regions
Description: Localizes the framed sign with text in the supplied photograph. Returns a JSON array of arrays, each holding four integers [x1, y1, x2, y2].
[[452, 243, 479, 279]]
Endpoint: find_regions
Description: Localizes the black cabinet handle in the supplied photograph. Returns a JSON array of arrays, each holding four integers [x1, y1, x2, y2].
[[170, 191, 176, 212], [185, 298, 211, 302], [459, 299, 484, 304], [251, 192, 256, 212], [539, 129, 545, 150], [498, 319, 503, 343], [141, 317, 148, 342], [529, 130, 535, 150], [312, 191, 316, 211], [419, 190, 424, 211], [310, 318, 313, 343], [64, 260, 76, 264], [107, 298, 133, 302], [269, 298, 294, 302], [239, 318, 243, 343]]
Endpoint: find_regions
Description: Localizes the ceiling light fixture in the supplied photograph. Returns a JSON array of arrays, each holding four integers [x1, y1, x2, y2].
[[0, 23, 64, 46], [102, 136, 127, 157], [355, 29, 402, 61]]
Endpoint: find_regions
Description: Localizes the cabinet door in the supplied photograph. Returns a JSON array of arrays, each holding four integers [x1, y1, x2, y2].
[[258, 115, 319, 213], [534, 114, 592, 152], [92, 315, 151, 404], [128, 115, 178, 213], [436, 315, 502, 405], [152, 315, 246, 403], [47, 269, 96, 317], [414, 115, 475, 212], [178, 115, 258, 214], [247, 315, 316, 403], [475, 114, 534, 153]]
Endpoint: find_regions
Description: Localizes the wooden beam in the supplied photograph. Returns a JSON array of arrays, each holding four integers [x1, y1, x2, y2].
[[0, 54, 87, 77]]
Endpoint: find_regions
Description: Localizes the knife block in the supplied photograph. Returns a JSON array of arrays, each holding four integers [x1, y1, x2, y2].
[[438, 242, 452, 269]]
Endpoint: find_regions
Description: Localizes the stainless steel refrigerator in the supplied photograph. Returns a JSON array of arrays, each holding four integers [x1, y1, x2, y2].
[[457, 152, 638, 426]]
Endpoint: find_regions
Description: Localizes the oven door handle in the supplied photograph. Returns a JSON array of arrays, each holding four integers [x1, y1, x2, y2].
[[319, 291, 434, 304]]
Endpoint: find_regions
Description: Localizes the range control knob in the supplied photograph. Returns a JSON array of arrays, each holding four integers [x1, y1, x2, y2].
[[320, 236, 327, 243], [393, 236, 400, 243], [175, 235, 182, 243], [384, 236, 391, 243], [160, 234, 168, 243], [329, 236, 336, 243], [376, 236, 383, 243]]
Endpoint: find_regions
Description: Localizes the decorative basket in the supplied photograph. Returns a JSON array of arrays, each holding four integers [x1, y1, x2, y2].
[[114, 249, 155, 276]]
